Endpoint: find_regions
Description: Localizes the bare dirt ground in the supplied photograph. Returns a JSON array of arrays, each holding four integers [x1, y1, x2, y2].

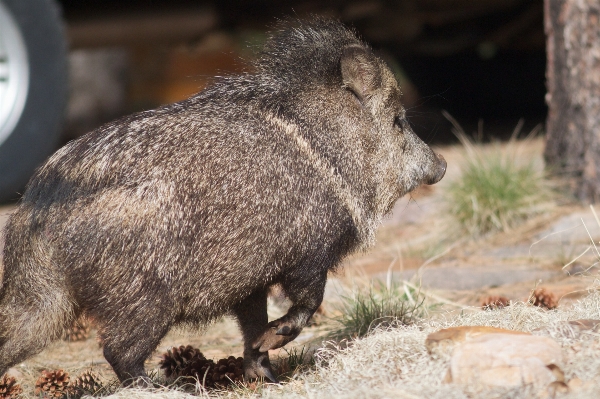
[[0, 137, 597, 395]]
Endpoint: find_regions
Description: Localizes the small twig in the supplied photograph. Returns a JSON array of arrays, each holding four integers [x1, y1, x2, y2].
[[562, 246, 591, 270], [402, 280, 470, 310], [582, 217, 600, 259], [386, 257, 397, 292], [418, 240, 463, 271], [590, 204, 600, 240], [402, 283, 415, 305], [529, 223, 581, 258]]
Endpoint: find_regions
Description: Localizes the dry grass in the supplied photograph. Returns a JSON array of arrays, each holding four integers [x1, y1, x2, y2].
[[249, 291, 600, 399], [79, 290, 600, 399]]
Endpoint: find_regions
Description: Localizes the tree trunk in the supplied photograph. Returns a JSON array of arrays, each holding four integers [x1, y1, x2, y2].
[[544, 0, 600, 202]]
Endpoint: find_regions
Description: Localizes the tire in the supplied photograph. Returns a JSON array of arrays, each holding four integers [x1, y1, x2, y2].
[[0, 0, 68, 203]]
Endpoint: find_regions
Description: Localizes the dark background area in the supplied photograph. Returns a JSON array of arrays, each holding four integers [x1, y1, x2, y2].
[[57, 0, 547, 143]]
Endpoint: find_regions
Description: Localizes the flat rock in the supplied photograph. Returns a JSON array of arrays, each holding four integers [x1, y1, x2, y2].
[[536, 211, 600, 244], [426, 326, 528, 353], [449, 333, 563, 389]]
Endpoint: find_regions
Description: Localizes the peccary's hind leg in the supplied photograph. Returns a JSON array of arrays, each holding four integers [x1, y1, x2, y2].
[[252, 269, 327, 353], [0, 280, 74, 377], [101, 307, 173, 386], [232, 289, 278, 383]]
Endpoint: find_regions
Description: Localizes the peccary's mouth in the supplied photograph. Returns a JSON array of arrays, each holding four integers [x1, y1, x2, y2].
[[424, 153, 447, 185]]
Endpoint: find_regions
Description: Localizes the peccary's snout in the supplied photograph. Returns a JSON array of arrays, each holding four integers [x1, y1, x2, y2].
[[424, 153, 446, 185]]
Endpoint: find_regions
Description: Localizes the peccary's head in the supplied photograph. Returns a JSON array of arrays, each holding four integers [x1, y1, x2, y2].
[[339, 44, 446, 198], [253, 18, 446, 243]]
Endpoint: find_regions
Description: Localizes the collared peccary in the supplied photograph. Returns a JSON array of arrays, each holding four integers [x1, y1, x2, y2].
[[0, 18, 445, 384]]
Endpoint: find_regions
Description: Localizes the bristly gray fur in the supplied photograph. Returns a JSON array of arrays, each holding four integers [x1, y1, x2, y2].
[[0, 17, 445, 385]]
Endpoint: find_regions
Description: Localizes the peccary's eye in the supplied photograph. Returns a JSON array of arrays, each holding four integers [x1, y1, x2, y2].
[[394, 116, 408, 131]]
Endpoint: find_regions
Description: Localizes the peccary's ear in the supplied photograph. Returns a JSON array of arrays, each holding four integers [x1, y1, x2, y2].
[[340, 45, 382, 102]]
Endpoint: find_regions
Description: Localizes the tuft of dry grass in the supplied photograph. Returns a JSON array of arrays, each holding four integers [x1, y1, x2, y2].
[[480, 295, 510, 310], [84, 291, 600, 399], [265, 291, 600, 399]]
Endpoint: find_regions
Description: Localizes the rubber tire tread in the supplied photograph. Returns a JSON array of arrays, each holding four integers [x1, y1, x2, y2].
[[0, 0, 68, 203]]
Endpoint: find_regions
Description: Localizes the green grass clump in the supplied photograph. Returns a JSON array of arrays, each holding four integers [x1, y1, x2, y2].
[[444, 112, 552, 237], [330, 281, 425, 341]]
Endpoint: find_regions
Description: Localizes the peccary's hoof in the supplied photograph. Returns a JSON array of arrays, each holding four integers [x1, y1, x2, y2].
[[252, 321, 298, 352], [252, 328, 289, 352], [262, 367, 279, 384], [244, 353, 279, 383]]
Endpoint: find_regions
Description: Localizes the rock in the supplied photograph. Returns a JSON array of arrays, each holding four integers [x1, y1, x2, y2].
[[425, 326, 528, 354], [544, 381, 569, 397], [448, 333, 563, 389], [393, 266, 560, 291], [546, 363, 565, 382], [535, 211, 600, 244], [567, 377, 583, 391]]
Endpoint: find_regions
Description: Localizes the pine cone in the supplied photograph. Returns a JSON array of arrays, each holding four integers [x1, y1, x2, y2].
[[160, 346, 244, 388], [34, 370, 70, 398], [0, 375, 22, 399], [70, 370, 103, 396], [159, 345, 219, 387], [159, 345, 207, 379], [530, 288, 558, 310], [480, 295, 510, 310], [210, 356, 244, 387], [63, 318, 91, 342]]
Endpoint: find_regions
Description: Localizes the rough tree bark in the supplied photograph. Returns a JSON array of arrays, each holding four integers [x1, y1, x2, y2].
[[544, 0, 600, 202]]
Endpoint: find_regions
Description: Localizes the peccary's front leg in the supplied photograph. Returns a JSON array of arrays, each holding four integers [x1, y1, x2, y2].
[[253, 269, 327, 352], [232, 289, 278, 383]]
